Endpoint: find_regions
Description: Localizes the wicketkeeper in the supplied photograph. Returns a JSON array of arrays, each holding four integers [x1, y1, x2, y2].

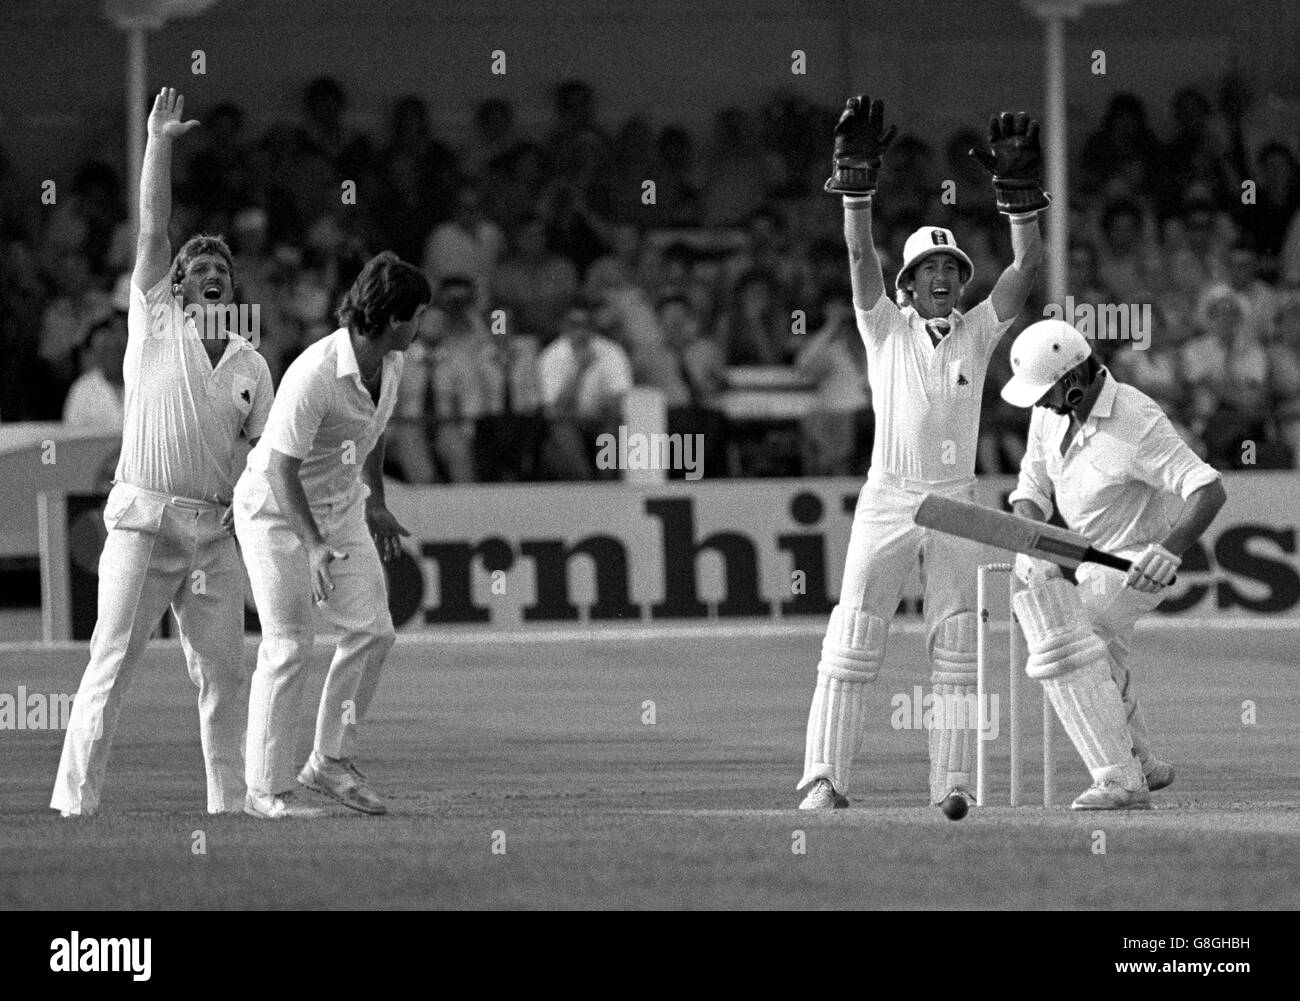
[[1000, 319, 1226, 808], [798, 100, 1046, 815]]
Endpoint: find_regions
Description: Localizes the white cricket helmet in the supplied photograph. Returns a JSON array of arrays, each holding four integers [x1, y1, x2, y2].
[[894, 226, 974, 293], [1001, 319, 1092, 407]]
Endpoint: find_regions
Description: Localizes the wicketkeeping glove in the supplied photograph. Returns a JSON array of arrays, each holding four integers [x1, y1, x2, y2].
[[824, 95, 897, 196], [969, 112, 1050, 215]]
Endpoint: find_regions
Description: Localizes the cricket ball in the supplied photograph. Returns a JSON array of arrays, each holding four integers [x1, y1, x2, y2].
[[940, 793, 969, 821]]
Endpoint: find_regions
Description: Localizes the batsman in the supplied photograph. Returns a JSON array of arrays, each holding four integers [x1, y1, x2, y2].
[[798, 99, 1046, 815], [999, 319, 1226, 808]]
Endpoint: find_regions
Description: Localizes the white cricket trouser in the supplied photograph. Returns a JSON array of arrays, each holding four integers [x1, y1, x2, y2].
[[51, 483, 248, 815], [234, 471, 395, 798], [1075, 551, 1166, 765], [800, 472, 985, 798]]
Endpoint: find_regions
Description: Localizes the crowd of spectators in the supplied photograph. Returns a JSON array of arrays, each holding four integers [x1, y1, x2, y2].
[[2, 73, 1299, 480]]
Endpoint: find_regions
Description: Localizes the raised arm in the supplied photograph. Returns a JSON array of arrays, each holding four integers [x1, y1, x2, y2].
[[133, 87, 199, 293], [990, 213, 1044, 323], [844, 198, 885, 308], [970, 112, 1049, 323], [823, 96, 895, 309]]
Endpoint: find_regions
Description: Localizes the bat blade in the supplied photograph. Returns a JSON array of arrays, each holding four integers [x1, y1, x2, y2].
[[913, 494, 1131, 574]]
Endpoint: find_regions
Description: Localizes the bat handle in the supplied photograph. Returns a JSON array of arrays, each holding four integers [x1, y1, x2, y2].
[[1082, 547, 1177, 585]]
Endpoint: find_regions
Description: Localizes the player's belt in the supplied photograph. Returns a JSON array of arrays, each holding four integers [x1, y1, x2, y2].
[[869, 469, 974, 494], [114, 482, 225, 511]]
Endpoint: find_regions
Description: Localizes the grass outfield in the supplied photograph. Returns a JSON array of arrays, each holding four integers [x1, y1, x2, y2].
[[1, 622, 1297, 910]]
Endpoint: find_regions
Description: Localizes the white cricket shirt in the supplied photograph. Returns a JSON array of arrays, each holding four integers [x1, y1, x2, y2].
[[117, 276, 273, 502], [857, 295, 1012, 481], [247, 327, 404, 508], [1009, 370, 1222, 553]]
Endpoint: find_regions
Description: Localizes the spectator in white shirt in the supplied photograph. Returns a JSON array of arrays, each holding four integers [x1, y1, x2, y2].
[[422, 185, 505, 307], [63, 313, 127, 428], [797, 290, 871, 475], [537, 300, 633, 479], [1182, 283, 1280, 466]]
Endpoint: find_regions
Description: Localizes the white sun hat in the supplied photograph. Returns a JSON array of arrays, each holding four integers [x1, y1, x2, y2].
[[894, 226, 974, 293]]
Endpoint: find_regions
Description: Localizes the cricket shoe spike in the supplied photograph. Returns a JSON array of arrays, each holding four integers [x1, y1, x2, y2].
[[299, 751, 387, 815], [1070, 779, 1151, 811], [244, 790, 328, 820], [1144, 758, 1175, 792], [798, 778, 849, 810]]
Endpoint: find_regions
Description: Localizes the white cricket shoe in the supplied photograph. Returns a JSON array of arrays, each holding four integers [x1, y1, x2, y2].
[[244, 790, 328, 820], [1144, 759, 1175, 792], [298, 751, 387, 815], [1070, 779, 1151, 810], [57, 807, 97, 819], [798, 778, 849, 810]]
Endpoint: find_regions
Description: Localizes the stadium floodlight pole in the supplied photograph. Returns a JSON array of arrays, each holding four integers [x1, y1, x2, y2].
[[1020, 0, 1131, 309], [103, 0, 223, 232]]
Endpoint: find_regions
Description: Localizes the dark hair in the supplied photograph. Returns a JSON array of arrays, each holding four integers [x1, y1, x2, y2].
[[209, 103, 244, 129], [662, 241, 695, 267], [83, 313, 127, 348], [172, 234, 235, 287], [657, 290, 691, 312], [1257, 142, 1297, 166], [305, 76, 344, 109], [438, 274, 475, 293], [736, 267, 776, 293], [1103, 92, 1147, 125], [336, 251, 431, 337], [1101, 198, 1143, 233], [475, 98, 513, 130]]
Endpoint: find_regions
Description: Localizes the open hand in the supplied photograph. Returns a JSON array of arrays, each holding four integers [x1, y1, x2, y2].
[[365, 504, 411, 562], [147, 87, 200, 141], [307, 541, 348, 603]]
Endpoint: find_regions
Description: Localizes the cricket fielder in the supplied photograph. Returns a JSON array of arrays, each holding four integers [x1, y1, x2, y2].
[[51, 88, 274, 816], [799, 101, 1046, 814], [1000, 319, 1226, 808], [234, 251, 430, 819]]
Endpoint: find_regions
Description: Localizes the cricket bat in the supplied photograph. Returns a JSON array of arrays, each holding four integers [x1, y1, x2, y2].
[[913, 493, 1153, 577]]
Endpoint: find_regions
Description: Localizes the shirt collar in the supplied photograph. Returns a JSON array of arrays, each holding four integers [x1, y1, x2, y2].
[[334, 328, 361, 380], [903, 306, 964, 332], [1081, 366, 1118, 430], [335, 327, 400, 384]]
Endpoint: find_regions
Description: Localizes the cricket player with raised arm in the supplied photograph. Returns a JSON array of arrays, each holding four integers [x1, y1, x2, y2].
[[234, 251, 430, 819], [51, 88, 274, 817], [999, 319, 1226, 808], [798, 99, 1046, 815]]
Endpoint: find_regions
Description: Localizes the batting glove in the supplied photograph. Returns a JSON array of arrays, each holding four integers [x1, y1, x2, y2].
[[1126, 544, 1180, 593], [1013, 553, 1062, 588]]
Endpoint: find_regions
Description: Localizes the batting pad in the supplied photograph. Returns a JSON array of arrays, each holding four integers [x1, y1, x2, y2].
[[1012, 577, 1109, 681], [928, 680, 976, 803], [1042, 660, 1141, 785], [927, 613, 977, 802], [930, 611, 976, 685], [799, 606, 887, 794]]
